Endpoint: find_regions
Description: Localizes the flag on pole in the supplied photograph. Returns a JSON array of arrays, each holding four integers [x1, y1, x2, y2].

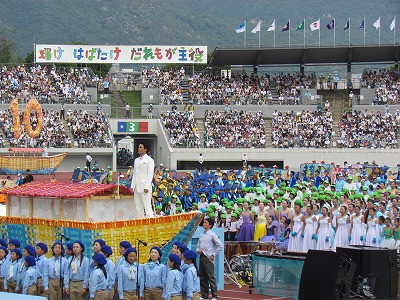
[[296, 20, 305, 31], [359, 19, 365, 29], [390, 17, 396, 31], [344, 20, 349, 30], [282, 21, 290, 32], [251, 21, 261, 33], [310, 19, 320, 31], [235, 21, 246, 33], [373, 18, 380, 30], [267, 20, 275, 31], [327, 19, 335, 30]]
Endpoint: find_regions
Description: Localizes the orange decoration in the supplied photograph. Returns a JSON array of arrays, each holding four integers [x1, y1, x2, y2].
[[9, 98, 44, 139]]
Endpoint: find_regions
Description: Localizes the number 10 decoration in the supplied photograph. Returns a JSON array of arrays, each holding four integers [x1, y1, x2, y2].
[[9, 98, 44, 139]]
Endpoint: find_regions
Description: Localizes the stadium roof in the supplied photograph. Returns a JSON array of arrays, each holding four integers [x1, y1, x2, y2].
[[208, 44, 400, 66]]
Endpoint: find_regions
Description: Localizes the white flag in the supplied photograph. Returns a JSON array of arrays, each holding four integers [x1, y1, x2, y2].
[[267, 20, 275, 32], [251, 21, 262, 33], [373, 18, 380, 30], [310, 19, 320, 31], [390, 17, 396, 31]]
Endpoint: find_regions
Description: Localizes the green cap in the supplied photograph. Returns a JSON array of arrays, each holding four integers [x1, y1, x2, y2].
[[155, 206, 162, 210], [209, 213, 216, 218]]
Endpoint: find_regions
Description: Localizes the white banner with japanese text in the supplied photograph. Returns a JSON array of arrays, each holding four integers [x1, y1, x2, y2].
[[35, 45, 207, 64]]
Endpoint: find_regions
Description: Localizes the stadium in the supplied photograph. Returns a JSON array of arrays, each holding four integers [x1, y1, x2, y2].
[[0, 9, 399, 300]]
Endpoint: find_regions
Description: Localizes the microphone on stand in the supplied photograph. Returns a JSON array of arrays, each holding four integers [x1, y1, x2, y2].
[[137, 239, 147, 246], [60, 234, 70, 241]]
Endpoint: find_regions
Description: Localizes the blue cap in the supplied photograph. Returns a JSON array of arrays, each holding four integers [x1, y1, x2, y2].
[[66, 243, 73, 251], [11, 248, 22, 259], [36, 242, 48, 254], [183, 249, 198, 260], [101, 245, 113, 256], [25, 255, 36, 267], [119, 241, 131, 249], [168, 254, 181, 265], [124, 247, 137, 259], [0, 239, 8, 248], [24, 245, 36, 257], [52, 241, 64, 255], [172, 241, 182, 248], [150, 246, 162, 258], [93, 253, 107, 265], [73, 240, 85, 252], [0, 245, 8, 256], [9, 239, 20, 248], [93, 239, 106, 246]]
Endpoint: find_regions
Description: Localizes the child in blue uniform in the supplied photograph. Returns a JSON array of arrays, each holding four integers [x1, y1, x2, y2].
[[0, 245, 9, 291], [23, 255, 38, 295], [4, 248, 22, 293], [65, 240, 90, 300], [143, 246, 167, 300], [182, 250, 200, 300], [100, 244, 115, 299], [164, 254, 183, 300], [89, 253, 108, 300], [117, 247, 144, 299]]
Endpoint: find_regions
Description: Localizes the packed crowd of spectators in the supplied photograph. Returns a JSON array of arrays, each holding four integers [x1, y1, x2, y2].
[[0, 109, 68, 148], [204, 110, 266, 148], [161, 110, 200, 147], [273, 73, 316, 105], [337, 110, 400, 149], [142, 66, 185, 105], [271, 110, 333, 148], [0, 65, 98, 104], [188, 73, 272, 105], [66, 110, 112, 148]]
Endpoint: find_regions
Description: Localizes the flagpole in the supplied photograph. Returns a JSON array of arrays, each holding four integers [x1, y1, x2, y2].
[[349, 18, 351, 46], [244, 20, 247, 48], [259, 23, 261, 49], [333, 18, 336, 48], [273, 19, 276, 49], [303, 19, 306, 47], [289, 19, 291, 49], [378, 17, 381, 47], [395, 17, 397, 46], [363, 17, 366, 47], [318, 18, 321, 48]]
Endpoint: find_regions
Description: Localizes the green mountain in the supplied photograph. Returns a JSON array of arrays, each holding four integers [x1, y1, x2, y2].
[[1, 0, 398, 58]]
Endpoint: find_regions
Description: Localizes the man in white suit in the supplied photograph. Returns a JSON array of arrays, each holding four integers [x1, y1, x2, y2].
[[131, 141, 154, 218]]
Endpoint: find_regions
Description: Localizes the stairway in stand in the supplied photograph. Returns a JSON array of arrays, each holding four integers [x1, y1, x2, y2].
[[331, 91, 347, 147], [196, 116, 205, 148], [111, 91, 126, 117], [264, 117, 273, 148]]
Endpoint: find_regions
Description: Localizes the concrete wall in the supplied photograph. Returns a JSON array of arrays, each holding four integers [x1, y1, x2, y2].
[[0, 104, 111, 117], [144, 104, 319, 118], [165, 148, 400, 170]]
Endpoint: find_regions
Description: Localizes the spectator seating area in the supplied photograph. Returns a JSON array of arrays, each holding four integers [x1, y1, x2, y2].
[[337, 110, 400, 149], [0, 65, 98, 104], [0, 109, 112, 148], [142, 66, 184, 105], [204, 110, 266, 148], [160, 110, 200, 147], [273, 73, 316, 105], [188, 73, 272, 105], [360, 69, 399, 105], [271, 110, 333, 148]]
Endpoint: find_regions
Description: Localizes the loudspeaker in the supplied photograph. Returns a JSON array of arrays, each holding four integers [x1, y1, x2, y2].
[[337, 246, 398, 299], [299, 250, 356, 300]]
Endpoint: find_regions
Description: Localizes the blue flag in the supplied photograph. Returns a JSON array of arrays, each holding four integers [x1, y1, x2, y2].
[[326, 19, 334, 30], [282, 21, 290, 32], [235, 21, 246, 33], [359, 19, 365, 29]]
